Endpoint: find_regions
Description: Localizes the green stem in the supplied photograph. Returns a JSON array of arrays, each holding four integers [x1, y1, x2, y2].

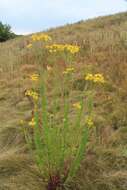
[[66, 127, 89, 182]]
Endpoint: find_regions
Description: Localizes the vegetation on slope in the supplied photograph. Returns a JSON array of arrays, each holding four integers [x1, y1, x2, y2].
[[0, 12, 127, 190], [0, 21, 17, 42]]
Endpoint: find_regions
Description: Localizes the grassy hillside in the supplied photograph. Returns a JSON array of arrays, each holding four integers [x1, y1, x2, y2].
[[0, 12, 127, 190]]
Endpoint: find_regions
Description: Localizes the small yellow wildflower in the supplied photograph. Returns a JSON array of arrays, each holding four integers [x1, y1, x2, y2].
[[31, 35, 37, 41], [85, 74, 94, 81], [65, 44, 80, 54], [49, 49, 57, 53], [28, 118, 36, 127], [49, 49, 54, 53], [31, 34, 52, 42], [73, 102, 81, 110], [30, 73, 39, 81], [85, 73, 105, 83], [85, 116, 94, 128], [46, 44, 80, 54], [46, 44, 64, 53], [93, 74, 105, 83], [26, 44, 32, 48], [25, 90, 39, 101], [63, 67, 75, 74]]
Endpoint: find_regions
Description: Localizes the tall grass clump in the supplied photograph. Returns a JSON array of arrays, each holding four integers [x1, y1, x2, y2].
[[21, 34, 105, 190]]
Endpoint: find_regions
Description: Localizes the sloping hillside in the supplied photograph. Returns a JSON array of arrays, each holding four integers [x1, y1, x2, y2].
[[0, 12, 127, 190]]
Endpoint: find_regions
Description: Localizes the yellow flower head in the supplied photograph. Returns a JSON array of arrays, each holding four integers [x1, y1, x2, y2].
[[85, 73, 105, 84], [65, 44, 80, 54], [30, 73, 39, 81], [31, 34, 52, 42], [26, 44, 32, 48], [73, 102, 81, 110], [25, 90, 39, 101], [93, 74, 105, 83], [85, 116, 94, 128], [28, 118, 36, 127], [46, 44, 64, 53], [46, 44, 80, 54], [63, 67, 75, 74], [85, 74, 94, 81]]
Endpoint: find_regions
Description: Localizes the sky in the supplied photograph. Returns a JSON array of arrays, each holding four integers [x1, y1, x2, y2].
[[0, 0, 127, 34]]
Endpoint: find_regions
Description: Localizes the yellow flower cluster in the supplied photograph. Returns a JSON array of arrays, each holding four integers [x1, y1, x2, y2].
[[85, 116, 94, 128], [85, 73, 105, 83], [46, 44, 64, 53], [73, 102, 81, 110], [65, 44, 80, 54], [63, 67, 75, 74], [26, 43, 32, 49], [25, 90, 39, 101], [30, 73, 39, 81], [31, 33, 52, 42], [28, 118, 36, 127], [46, 44, 80, 54]]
